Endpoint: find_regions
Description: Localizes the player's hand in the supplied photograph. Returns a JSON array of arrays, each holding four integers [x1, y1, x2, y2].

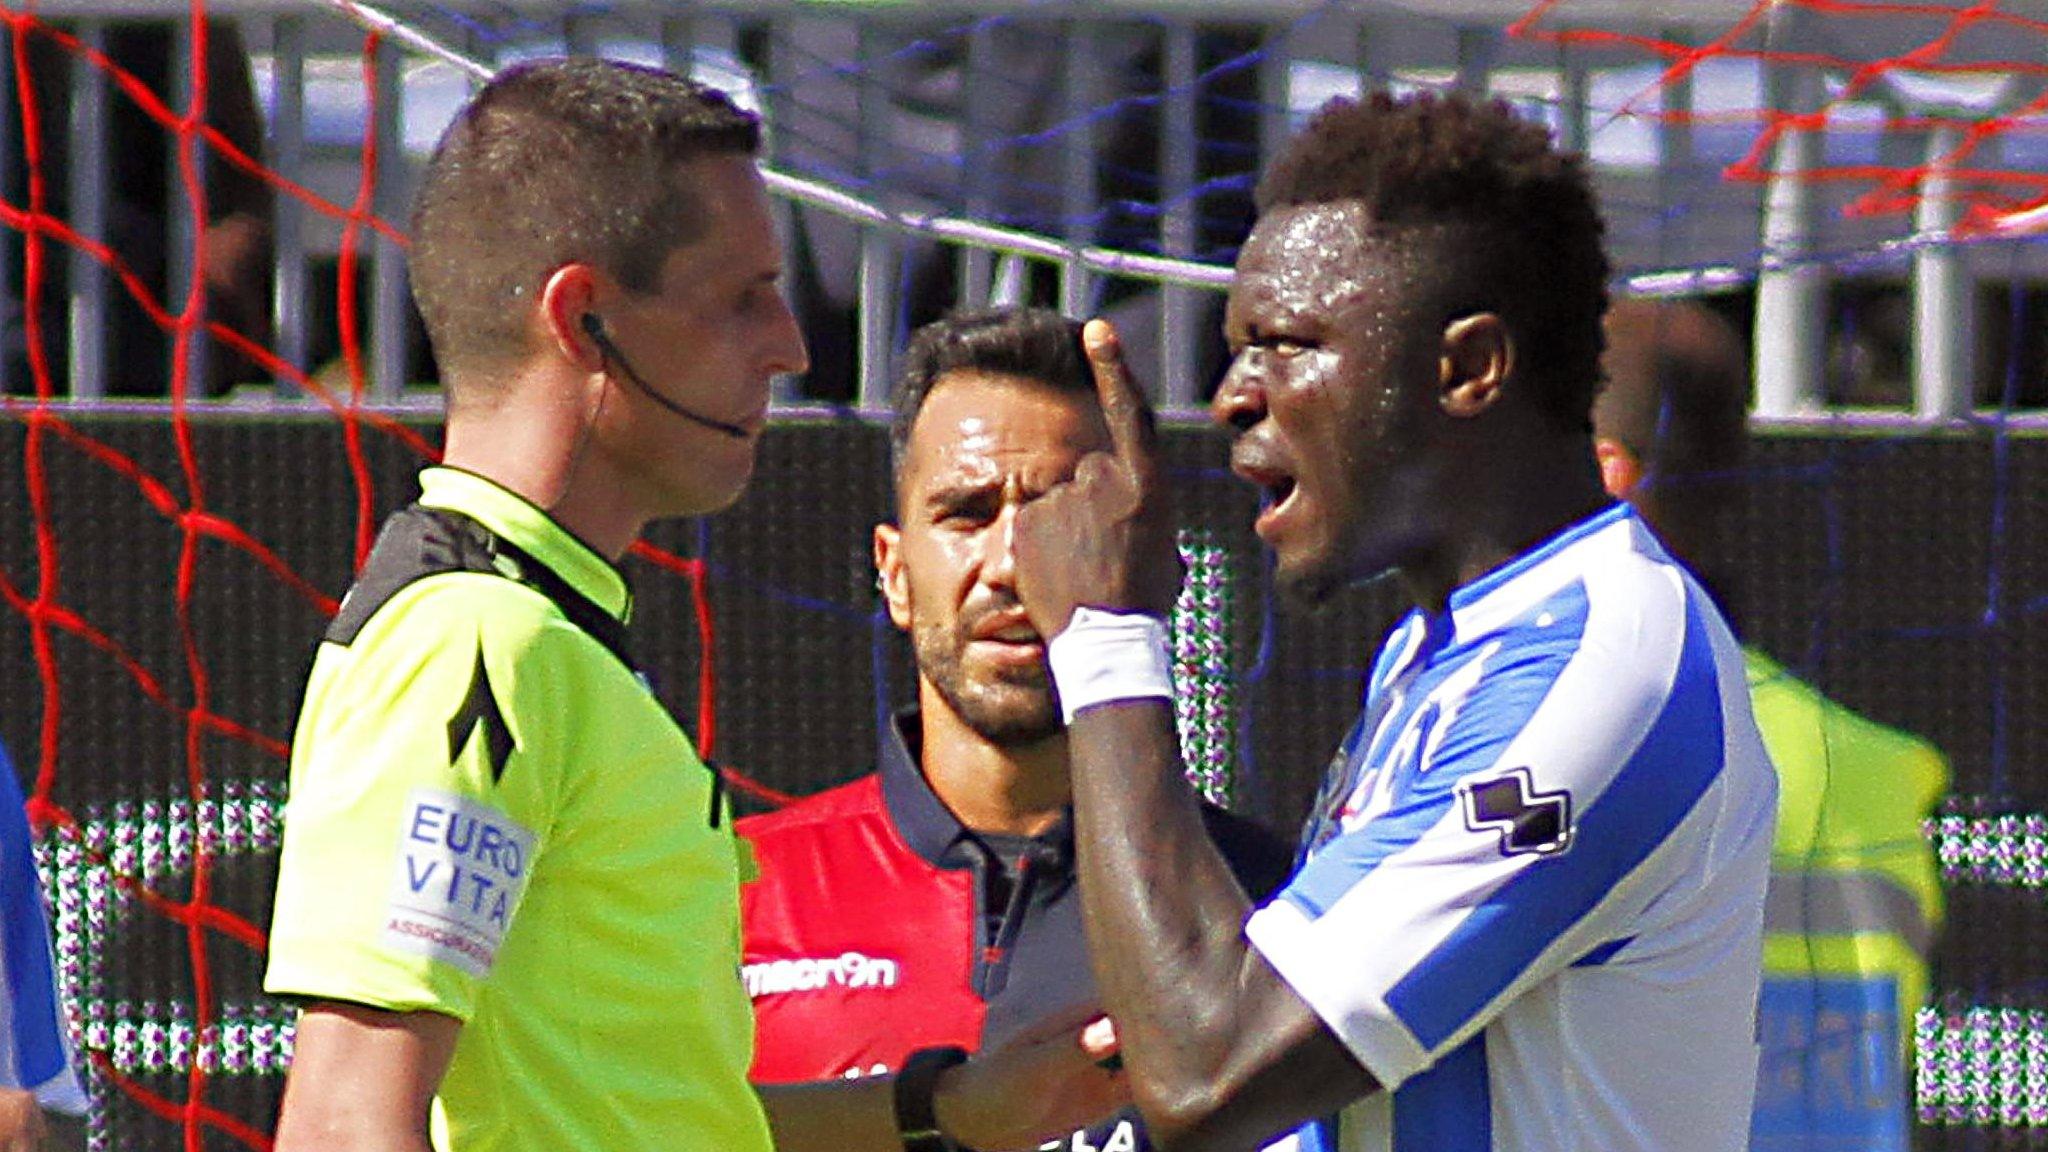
[[934, 1010, 1127, 1151], [1013, 319, 1183, 639], [0, 1088, 46, 1152]]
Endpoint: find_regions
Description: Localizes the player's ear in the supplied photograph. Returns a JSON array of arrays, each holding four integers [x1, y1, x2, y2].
[[1595, 437, 1644, 500], [1439, 312, 1512, 419], [540, 263, 605, 372], [873, 522, 911, 631]]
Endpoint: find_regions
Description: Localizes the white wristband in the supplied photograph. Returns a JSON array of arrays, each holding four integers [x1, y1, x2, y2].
[[1046, 607, 1174, 724]]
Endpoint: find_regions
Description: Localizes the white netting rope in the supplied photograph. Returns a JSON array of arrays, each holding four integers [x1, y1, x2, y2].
[[319, 0, 2040, 300]]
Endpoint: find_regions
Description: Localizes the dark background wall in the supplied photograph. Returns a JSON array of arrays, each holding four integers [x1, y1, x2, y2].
[[3, 413, 2043, 1149]]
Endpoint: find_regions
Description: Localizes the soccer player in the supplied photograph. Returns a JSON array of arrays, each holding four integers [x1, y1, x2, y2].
[[265, 59, 1122, 1152], [1007, 91, 1780, 1151], [739, 307, 1294, 1152], [1596, 297, 1947, 1152]]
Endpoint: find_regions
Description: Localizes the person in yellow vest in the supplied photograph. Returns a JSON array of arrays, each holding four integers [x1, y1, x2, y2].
[[1596, 297, 1949, 1152]]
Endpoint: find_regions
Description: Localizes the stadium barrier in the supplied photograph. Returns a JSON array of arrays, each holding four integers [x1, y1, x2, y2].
[[5, 414, 2048, 1148]]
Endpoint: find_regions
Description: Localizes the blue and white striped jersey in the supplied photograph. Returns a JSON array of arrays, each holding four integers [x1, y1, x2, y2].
[[1245, 504, 1776, 1152], [0, 738, 83, 1114]]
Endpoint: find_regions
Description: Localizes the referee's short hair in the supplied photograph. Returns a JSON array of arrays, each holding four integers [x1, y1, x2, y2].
[[410, 57, 760, 385], [890, 307, 1095, 487]]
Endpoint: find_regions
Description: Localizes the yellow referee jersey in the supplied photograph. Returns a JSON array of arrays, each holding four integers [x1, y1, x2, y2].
[[266, 467, 771, 1152]]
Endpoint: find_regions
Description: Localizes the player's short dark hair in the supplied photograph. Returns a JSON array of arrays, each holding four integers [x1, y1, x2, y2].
[[1257, 90, 1610, 432], [889, 307, 1095, 485], [410, 57, 761, 380]]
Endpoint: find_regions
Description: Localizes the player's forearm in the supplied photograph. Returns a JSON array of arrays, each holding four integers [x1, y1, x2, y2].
[[0, 1088, 43, 1152], [1066, 700, 1263, 1137], [758, 1075, 1046, 1152], [273, 1116, 435, 1152], [274, 1080, 436, 1152], [756, 1079, 902, 1152], [760, 1047, 1122, 1152]]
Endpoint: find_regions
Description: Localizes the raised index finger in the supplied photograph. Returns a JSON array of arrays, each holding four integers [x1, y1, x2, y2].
[[1081, 318, 1162, 490]]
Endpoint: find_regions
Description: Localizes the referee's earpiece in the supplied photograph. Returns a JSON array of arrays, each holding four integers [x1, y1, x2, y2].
[[579, 308, 753, 440], [578, 312, 610, 370]]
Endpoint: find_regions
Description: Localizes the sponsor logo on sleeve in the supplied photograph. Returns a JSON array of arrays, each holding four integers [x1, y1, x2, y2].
[[1459, 767, 1573, 857], [742, 952, 901, 998], [381, 788, 537, 976]]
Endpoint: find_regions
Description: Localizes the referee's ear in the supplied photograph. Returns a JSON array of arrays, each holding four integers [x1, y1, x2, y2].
[[873, 522, 912, 632], [539, 263, 605, 373]]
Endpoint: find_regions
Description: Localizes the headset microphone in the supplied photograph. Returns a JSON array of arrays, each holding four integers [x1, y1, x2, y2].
[[580, 312, 753, 440]]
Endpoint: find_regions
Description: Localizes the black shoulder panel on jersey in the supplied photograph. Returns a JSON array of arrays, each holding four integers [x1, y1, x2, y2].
[[324, 503, 637, 673], [325, 504, 491, 648]]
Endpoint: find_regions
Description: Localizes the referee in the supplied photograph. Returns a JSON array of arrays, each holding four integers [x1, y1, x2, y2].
[[265, 59, 1122, 1152]]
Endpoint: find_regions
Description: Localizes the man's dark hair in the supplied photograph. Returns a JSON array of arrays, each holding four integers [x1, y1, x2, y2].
[[1596, 297, 1751, 622], [1597, 299, 1749, 482], [1257, 90, 1610, 432], [890, 307, 1094, 483], [410, 57, 760, 380]]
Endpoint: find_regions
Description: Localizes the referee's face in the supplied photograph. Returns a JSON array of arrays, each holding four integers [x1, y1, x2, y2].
[[587, 155, 809, 518], [877, 372, 1111, 746]]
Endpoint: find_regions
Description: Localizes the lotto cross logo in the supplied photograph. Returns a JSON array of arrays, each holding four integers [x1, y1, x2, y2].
[[1459, 768, 1572, 856]]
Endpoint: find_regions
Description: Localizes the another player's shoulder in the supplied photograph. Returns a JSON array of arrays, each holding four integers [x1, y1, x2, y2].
[[738, 775, 911, 912], [1546, 510, 1725, 674], [738, 774, 888, 844], [1748, 650, 1947, 782], [1439, 510, 1736, 753], [1522, 508, 1690, 629], [325, 504, 570, 656], [327, 502, 552, 639], [1196, 802, 1295, 901]]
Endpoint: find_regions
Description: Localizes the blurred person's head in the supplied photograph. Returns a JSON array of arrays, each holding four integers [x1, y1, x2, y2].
[[1214, 90, 1611, 607], [1595, 297, 1751, 618], [878, 308, 1112, 750]]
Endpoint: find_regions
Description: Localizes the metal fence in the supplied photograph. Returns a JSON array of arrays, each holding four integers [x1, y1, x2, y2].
[[8, 0, 2046, 418]]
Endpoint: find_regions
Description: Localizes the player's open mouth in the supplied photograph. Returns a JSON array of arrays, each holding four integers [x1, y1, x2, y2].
[[1231, 446, 1297, 540], [1254, 477, 1298, 539]]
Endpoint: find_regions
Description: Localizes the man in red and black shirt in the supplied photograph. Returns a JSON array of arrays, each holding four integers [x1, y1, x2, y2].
[[741, 308, 1293, 1151]]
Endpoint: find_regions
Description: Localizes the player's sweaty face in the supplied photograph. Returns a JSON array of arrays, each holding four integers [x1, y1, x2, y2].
[[878, 372, 1110, 745], [1215, 203, 1443, 605]]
